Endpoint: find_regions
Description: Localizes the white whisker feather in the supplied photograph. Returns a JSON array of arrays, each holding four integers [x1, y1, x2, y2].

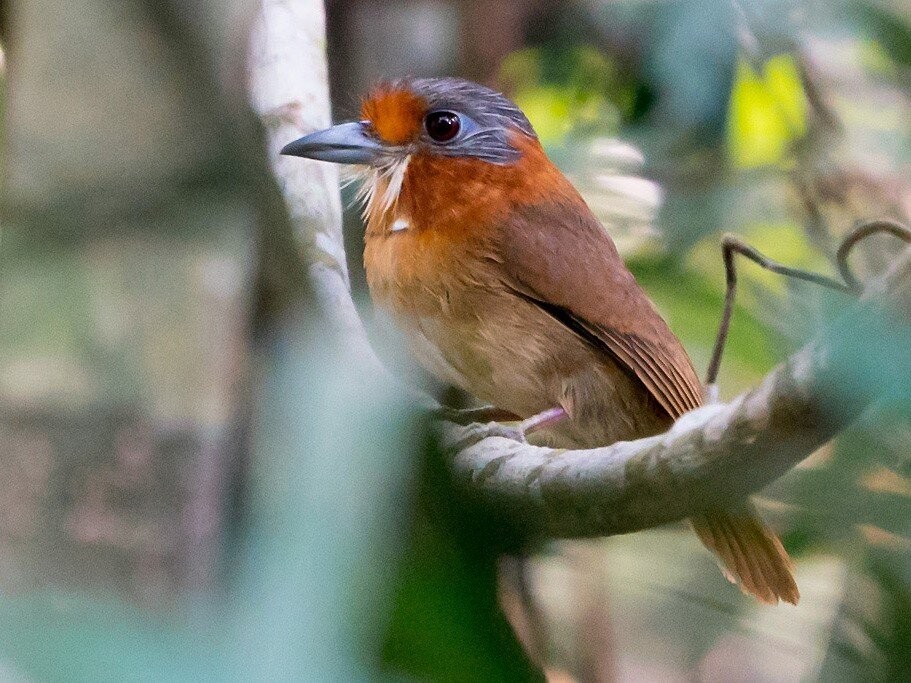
[[345, 155, 411, 224]]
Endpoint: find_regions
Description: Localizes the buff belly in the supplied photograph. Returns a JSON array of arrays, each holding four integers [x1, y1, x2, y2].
[[380, 281, 669, 450]]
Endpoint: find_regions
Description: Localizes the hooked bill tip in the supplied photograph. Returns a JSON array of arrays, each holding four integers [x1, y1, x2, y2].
[[280, 138, 307, 156], [278, 122, 387, 165]]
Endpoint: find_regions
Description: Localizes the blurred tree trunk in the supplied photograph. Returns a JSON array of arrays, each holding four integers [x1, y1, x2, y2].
[[0, 0, 261, 603], [458, 0, 537, 84]]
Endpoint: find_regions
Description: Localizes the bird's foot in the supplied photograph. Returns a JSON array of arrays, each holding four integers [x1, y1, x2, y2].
[[481, 421, 529, 443], [435, 405, 521, 426], [438, 406, 568, 449], [480, 406, 569, 444], [439, 419, 524, 451]]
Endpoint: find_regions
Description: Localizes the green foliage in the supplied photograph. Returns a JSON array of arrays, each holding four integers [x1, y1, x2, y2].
[[382, 500, 540, 681], [728, 53, 808, 169], [859, 1, 911, 69], [498, 46, 626, 143]]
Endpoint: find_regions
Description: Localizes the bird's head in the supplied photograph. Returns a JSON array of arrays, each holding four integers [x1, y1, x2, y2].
[[281, 77, 536, 167], [281, 78, 557, 230]]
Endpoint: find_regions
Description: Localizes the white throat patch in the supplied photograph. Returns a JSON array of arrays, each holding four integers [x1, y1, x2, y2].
[[348, 155, 411, 227]]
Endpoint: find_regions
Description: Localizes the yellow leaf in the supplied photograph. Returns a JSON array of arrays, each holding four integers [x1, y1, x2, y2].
[[513, 87, 574, 144], [728, 54, 808, 169]]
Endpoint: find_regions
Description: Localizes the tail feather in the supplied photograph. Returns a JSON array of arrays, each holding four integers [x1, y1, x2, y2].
[[691, 508, 799, 605]]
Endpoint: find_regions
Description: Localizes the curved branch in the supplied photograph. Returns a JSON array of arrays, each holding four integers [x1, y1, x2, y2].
[[443, 246, 911, 539]]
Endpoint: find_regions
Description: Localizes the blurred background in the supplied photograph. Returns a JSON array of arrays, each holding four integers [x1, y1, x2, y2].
[[1, 0, 910, 680]]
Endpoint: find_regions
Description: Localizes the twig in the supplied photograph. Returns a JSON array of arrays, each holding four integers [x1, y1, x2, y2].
[[705, 233, 851, 386], [836, 220, 911, 292], [706, 220, 911, 386]]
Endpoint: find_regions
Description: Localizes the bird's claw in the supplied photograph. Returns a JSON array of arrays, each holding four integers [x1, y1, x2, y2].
[[438, 419, 526, 451], [481, 421, 528, 443], [434, 405, 521, 426], [438, 406, 564, 449]]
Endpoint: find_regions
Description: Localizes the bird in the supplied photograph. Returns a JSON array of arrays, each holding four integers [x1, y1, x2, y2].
[[281, 76, 799, 605]]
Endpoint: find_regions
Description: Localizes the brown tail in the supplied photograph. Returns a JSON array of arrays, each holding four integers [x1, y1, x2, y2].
[[690, 508, 800, 605]]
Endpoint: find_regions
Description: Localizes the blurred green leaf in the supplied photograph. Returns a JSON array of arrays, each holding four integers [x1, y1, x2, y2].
[[500, 46, 623, 144], [858, 1, 911, 69], [233, 318, 422, 679], [382, 431, 542, 682], [728, 53, 808, 169], [865, 565, 911, 681], [382, 510, 541, 681]]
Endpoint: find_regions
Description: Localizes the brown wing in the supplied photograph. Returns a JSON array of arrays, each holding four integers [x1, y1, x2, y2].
[[497, 198, 703, 419], [496, 196, 798, 604]]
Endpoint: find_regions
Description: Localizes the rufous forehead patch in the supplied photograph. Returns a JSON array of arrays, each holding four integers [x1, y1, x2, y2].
[[361, 84, 427, 145]]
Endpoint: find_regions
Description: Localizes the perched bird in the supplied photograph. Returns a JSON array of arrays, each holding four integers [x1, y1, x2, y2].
[[281, 77, 799, 605]]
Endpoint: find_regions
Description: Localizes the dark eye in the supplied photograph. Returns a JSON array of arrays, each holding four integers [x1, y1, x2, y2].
[[424, 111, 461, 142]]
